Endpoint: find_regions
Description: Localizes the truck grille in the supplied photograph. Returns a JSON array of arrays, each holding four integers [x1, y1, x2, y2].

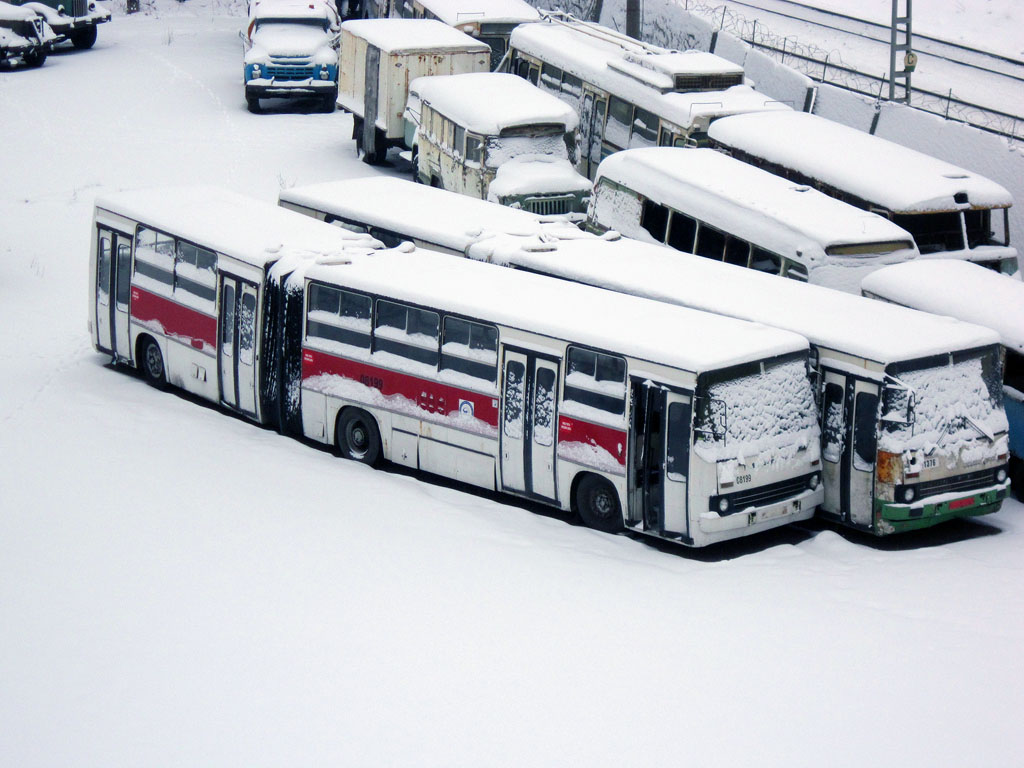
[[265, 66, 314, 81], [72, 0, 88, 16], [710, 474, 811, 514], [522, 195, 575, 216], [912, 467, 1000, 499]]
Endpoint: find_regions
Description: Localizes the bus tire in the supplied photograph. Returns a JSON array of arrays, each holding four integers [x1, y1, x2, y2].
[[575, 474, 622, 533], [138, 336, 166, 389], [336, 408, 381, 466]]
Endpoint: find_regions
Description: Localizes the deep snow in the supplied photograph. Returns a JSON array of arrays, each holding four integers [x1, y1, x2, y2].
[[1, 2, 1024, 767]]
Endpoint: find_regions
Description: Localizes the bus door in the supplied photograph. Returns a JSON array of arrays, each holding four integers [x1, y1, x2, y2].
[[219, 275, 260, 417], [580, 90, 607, 180], [500, 347, 559, 502], [821, 370, 879, 525], [627, 380, 691, 537], [95, 227, 133, 361]]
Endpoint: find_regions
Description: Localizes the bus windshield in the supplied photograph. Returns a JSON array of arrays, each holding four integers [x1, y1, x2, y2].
[[694, 353, 817, 461], [486, 126, 570, 168], [880, 347, 1007, 454]]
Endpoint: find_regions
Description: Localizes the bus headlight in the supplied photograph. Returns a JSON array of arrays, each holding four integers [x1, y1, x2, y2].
[[809, 473, 820, 490], [903, 487, 915, 503], [997, 468, 1007, 483], [718, 497, 730, 513]]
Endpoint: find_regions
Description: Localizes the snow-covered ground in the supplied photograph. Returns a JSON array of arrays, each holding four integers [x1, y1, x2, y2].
[[2, 3, 1024, 766]]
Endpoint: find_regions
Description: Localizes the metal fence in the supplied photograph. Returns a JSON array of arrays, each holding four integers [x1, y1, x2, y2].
[[681, 0, 1024, 145]]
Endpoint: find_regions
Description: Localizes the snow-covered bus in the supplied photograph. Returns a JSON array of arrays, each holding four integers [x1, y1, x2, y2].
[[279, 177, 1012, 535], [91, 186, 824, 547], [503, 13, 790, 179], [586, 147, 919, 293], [862, 259, 1024, 495], [708, 111, 1019, 275], [389, 0, 539, 70], [406, 72, 592, 217]]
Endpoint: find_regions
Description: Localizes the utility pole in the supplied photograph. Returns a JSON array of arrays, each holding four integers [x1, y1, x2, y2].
[[625, 0, 641, 39], [888, 0, 916, 102]]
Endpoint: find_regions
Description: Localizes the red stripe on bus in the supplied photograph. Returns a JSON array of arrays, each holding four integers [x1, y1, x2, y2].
[[131, 286, 217, 351], [302, 347, 499, 428], [557, 415, 627, 466]]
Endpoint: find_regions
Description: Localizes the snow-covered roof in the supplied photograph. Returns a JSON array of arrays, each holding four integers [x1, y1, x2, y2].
[[410, 72, 578, 134], [281, 176, 563, 250], [301, 246, 807, 373], [596, 148, 916, 252], [249, 0, 336, 22], [340, 18, 489, 53], [95, 186, 381, 269], [509, 19, 789, 130], [416, 0, 539, 26], [708, 111, 1014, 213], [468, 235, 999, 365], [861, 260, 1024, 353], [0, 1, 40, 22]]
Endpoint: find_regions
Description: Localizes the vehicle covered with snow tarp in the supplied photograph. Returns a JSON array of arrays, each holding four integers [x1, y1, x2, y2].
[[242, 0, 341, 113], [0, 0, 55, 67], [6, 0, 109, 50]]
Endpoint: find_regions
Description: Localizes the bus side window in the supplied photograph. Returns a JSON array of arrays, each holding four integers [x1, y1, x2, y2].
[[666, 211, 697, 252], [134, 227, 174, 292], [174, 241, 217, 307], [441, 316, 498, 384], [515, 56, 531, 81], [605, 96, 632, 150], [750, 247, 782, 275], [821, 382, 845, 463], [465, 134, 483, 166], [852, 391, 879, 471], [561, 71, 582, 101], [565, 347, 626, 416], [540, 62, 562, 93], [724, 235, 750, 267], [307, 284, 372, 350], [374, 299, 439, 367], [640, 199, 669, 243], [630, 106, 659, 148], [784, 260, 809, 282], [666, 401, 692, 481], [453, 124, 465, 158], [694, 223, 726, 260]]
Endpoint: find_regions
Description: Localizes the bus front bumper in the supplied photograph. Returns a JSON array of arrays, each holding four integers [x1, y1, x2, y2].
[[874, 479, 1010, 534], [698, 486, 822, 537]]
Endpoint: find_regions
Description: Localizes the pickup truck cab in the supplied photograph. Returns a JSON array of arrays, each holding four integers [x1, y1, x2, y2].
[[243, 0, 341, 114]]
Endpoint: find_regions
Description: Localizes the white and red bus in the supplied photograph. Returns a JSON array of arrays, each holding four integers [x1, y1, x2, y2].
[[279, 176, 1012, 536], [91, 186, 824, 547]]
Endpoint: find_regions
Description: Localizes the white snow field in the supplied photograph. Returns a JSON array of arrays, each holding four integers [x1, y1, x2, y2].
[[1, 3, 1023, 766]]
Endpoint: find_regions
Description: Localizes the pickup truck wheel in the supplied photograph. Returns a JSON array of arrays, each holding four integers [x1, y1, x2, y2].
[[70, 26, 97, 49]]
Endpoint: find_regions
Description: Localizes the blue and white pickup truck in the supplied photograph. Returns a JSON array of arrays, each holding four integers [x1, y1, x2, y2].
[[242, 0, 341, 114]]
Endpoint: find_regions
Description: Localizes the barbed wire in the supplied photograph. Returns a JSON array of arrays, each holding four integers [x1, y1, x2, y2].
[[679, 0, 1023, 145]]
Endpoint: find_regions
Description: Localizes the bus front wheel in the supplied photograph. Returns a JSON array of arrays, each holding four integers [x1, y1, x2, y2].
[[336, 408, 381, 466], [139, 337, 166, 388], [575, 474, 622, 533]]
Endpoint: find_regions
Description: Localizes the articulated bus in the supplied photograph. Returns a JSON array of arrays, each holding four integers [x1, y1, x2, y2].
[[279, 177, 1012, 535], [389, 0, 539, 70], [503, 13, 790, 179], [91, 186, 824, 547], [587, 147, 920, 293], [708, 111, 1019, 275], [862, 259, 1024, 495]]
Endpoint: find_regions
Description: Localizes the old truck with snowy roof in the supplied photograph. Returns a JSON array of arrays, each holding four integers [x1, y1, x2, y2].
[[406, 72, 592, 218], [336, 18, 489, 163], [0, 0, 56, 66], [242, 0, 341, 114], [5, 0, 108, 50]]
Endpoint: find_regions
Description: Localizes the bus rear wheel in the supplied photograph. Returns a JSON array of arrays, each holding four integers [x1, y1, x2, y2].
[[139, 337, 166, 388], [337, 408, 381, 466], [576, 474, 622, 533]]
